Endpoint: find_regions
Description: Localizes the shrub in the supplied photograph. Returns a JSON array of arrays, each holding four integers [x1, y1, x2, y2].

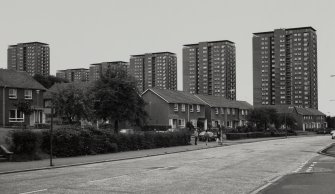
[[40, 126, 191, 157], [142, 125, 171, 131], [8, 129, 40, 155], [35, 123, 51, 129], [226, 133, 249, 140]]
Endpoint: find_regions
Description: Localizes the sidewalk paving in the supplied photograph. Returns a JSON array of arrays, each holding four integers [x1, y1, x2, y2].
[[0, 136, 305, 174]]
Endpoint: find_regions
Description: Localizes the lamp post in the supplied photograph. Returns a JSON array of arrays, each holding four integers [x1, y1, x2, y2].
[[49, 101, 54, 167], [284, 111, 287, 138]]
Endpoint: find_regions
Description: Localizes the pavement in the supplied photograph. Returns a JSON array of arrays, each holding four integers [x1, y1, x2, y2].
[[257, 140, 335, 194], [0, 136, 298, 174], [0, 135, 331, 194]]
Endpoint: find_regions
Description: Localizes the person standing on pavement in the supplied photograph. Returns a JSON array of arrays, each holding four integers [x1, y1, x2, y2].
[[217, 131, 221, 142], [204, 130, 209, 146], [194, 129, 199, 145]]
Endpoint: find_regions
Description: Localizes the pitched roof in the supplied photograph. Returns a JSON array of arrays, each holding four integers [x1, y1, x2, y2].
[[195, 94, 253, 109], [142, 88, 206, 105], [294, 107, 325, 116], [263, 105, 325, 116], [0, 69, 46, 90]]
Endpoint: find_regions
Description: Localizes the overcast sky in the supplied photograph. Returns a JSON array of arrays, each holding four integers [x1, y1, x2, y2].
[[0, 0, 334, 115]]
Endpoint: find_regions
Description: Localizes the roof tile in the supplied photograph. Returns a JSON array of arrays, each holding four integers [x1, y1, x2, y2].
[[0, 69, 46, 90]]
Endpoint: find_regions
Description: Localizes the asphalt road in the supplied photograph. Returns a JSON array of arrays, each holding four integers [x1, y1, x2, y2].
[[259, 141, 335, 194], [0, 136, 332, 194]]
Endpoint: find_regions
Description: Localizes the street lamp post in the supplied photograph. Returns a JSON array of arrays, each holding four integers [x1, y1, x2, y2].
[[284, 112, 287, 138], [49, 102, 54, 167]]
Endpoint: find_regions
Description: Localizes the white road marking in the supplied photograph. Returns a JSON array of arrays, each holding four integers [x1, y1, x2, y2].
[[292, 160, 309, 173], [19, 189, 48, 194], [250, 175, 284, 194]]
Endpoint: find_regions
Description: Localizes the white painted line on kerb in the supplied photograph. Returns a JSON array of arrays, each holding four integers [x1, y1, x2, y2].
[[19, 189, 48, 194], [250, 176, 283, 194]]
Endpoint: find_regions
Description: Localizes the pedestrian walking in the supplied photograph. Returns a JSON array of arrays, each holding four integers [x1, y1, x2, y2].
[[217, 131, 221, 142], [194, 129, 199, 145], [204, 130, 209, 146]]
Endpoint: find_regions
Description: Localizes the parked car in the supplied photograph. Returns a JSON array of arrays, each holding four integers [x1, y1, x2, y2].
[[316, 128, 331, 134], [331, 130, 335, 139], [199, 131, 216, 141], [119, 129, 135, 134]]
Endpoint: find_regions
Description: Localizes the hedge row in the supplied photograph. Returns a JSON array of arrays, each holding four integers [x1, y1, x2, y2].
[[226, 131, 296, 140], [7, 127, 191, 158], [226, 132, 296, 140]]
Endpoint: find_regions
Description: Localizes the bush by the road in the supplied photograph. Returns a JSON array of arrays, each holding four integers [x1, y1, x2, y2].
[[40, 126, 191, 157], [8, 129, 40, 155], [6, 129, 43, 161], [226, 131, 296, 140]]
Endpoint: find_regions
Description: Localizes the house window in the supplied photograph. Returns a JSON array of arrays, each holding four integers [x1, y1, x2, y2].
[[24, 90, 32, 99], [190, 105, 194, 112], [221, 107, 224, 114], [232, 109, 236, 115], [178, 119, 185, 127], [196, 105, 200, 112], [227, 108, 231, 115], [9, 109, 24, 122], [245, 110, 248, 115], [215, 108, 219, 114], [241, 110, 244, 115], [174, 104, 178, 112], [181, 104, 186, 112], [9, 89, 17, 99]]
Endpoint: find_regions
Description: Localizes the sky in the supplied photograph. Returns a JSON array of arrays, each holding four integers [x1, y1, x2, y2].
[[0, 0, 334, 116]]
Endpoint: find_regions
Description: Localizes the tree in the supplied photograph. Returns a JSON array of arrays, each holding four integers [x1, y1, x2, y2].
[[90, 69, 147, 133], [247, 108, 270, 130], [14, 100, 34, 129], [33, 74, 68, 89], [326, 116, 335, 128], [52, 83, 93, 123], [186, 122, 194, 131], [279, 114, 297, 130]]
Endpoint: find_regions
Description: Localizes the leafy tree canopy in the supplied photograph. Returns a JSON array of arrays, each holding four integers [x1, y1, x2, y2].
[[52, 83, 93, 123], [90, 69, 147, 132], [33, 74, 68, 89], [248, 108, 297, 130]]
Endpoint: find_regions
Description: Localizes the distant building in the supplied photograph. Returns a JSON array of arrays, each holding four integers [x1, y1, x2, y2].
[[141, 88, 207, 129], [196, 95, 253, 129], [253, 27, 318, 109], [141, 88, 253, 130], [8, 42, 50, 76], [56, 68, 89, 82], [276, 106, 327, 131], [129, 52, 177, 93], [183, 40, 236, 100], [0, 69, 46, 127], [89, 61, 129, 82]]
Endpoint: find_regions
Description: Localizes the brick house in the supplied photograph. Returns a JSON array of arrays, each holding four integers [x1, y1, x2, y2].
[[276, 105, 327, 131], [195, 95, 253, 129], [0, 69, 46, 127], [291, 107, 327, 131], [141, 88, 207, 129]]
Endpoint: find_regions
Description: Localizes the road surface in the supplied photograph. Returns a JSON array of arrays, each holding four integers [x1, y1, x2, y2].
[[259, 142, 335, 194], [0, 136, 332, 194]]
